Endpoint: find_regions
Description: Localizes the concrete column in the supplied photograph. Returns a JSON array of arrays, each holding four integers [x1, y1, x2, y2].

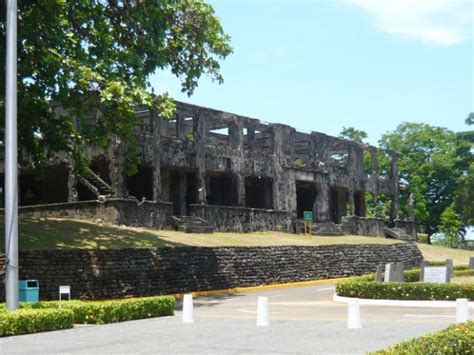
[[176, 114, 186, 140], [179, 172, 187, 215], [271, 124, 292, 211], [390, 195, 399, 221], [161, 169, 170, 202], [348, 189, 355, 216], [237, 175, 246, 207], [315, 181, 330, 222], [228, 121, 242, 151], [67, 166, 78, 202], [194, 114, 207, 204], [109, 140, 126, 198], [151, 110, 162, 201], [370, 149, 378, 178]]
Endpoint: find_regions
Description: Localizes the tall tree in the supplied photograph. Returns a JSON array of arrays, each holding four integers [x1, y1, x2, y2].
[[379, 123, 472, 236], [0, 0, 232, 173], [466, 112, 474, 126], [339, 126, 368, 143]]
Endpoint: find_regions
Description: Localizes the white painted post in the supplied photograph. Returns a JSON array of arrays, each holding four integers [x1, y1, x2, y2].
[[59, 285, 71, 301], [456, 299, 469, 323], [256, 296, 269, 326], [182, 294, 194, 323], [347, 298, 361, 329]]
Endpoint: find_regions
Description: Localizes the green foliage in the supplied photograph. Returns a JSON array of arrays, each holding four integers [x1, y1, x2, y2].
[[339, 127, 368, 143], [418, 233, 429, 244], [439, 204, 462, 248], [336, 267, 474, 301], [28, 296, 176, 324], [185, 132, 194, 142], [379, 123, 472, 234], [0, 0, 232, 173], [466, 113, 474, 126], [364, 192, 391, 220], [294, 158, 303, 168], [373, 322, 474, 355], [337, 280, 474, 301], [455, 163, 474, 225], [0, 308, 74, 337]]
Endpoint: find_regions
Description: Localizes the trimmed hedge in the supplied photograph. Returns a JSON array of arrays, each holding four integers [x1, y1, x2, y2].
[[0, 295, 175, 336], [337, 281, 474, 300], [0, 308, 74, 337], [373, 321, 474, 354], [336, 266, 474, 300], [29, 295, 176, 324]]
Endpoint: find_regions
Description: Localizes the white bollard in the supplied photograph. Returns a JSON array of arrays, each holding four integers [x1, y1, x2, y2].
[[347, 298, 361, 329], [456, 298, 470, 323], [256, 296, 269, 326], [182, 294, 194, 323]]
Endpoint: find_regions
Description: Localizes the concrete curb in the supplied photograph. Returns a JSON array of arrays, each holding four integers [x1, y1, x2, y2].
[[333, 294, 474, 308], [174, 278, 347, 299]]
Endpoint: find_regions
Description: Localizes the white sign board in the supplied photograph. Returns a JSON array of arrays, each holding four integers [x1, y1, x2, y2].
[[59, 285, 70, 294], [423, 266, 448, 283], [59, 285, 71, 301]]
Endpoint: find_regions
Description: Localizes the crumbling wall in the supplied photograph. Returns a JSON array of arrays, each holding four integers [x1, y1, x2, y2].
[[8, 199, 173, 229], [340, 216, 386, 237], [190, 204, 294, 232], [5, 100, 406, 233]]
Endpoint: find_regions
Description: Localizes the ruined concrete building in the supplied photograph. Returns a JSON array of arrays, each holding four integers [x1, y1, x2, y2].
[[2, 101, 416, 239]]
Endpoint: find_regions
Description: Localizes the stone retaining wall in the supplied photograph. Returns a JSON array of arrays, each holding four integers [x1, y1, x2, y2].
[[341, 216, 386, 236], [0, 243, 422, 301], [8, 199, 173, 229], [190, 204, 294, 232]]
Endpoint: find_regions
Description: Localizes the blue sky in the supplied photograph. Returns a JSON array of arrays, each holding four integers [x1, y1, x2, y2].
[[151, 0, 473, 146]]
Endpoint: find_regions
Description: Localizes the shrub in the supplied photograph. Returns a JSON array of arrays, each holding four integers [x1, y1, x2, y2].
[[29, 295, 176, 324], [0, 308, 74, 337], [418, 233, 429, 243], [336, 266, 474, 300], [372, 321, 474, 354], [337, 280, 474, 300]]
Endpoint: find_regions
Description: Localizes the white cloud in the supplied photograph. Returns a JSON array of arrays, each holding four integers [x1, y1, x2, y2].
[[345, 0, 473, 45]]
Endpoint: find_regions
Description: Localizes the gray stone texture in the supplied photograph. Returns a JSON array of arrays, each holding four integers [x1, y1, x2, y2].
[[14, 198, 173, 230], [1, 101, 418, 235], [0, 243, 422, 301]]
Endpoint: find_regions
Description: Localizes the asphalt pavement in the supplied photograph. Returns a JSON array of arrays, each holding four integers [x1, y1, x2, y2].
[[0, 283, 461, 354]]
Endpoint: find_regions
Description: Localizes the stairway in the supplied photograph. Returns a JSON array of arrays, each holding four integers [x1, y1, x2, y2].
[[383, 227, 413, 242], [170, 216, 214, 233], [76, 168, 113, 198], [312, 222, 344, 236]]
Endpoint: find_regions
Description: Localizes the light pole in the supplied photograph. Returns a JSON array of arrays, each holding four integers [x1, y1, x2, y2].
[[5, 0, 19, 311]]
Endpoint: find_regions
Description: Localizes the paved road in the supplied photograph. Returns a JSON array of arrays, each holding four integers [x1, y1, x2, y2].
[[1, 283, 462, 354]]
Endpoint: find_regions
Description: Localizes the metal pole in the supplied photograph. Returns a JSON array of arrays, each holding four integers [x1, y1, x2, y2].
[[5, 0, 18, 311]]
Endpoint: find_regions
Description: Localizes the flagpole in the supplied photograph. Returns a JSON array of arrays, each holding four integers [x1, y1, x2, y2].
[[5, 0, 19, 311]]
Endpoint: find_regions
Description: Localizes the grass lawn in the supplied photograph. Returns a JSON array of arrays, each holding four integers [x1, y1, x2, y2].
[[417, 243, 474, 266], [3, 217, 473, 266], [1, 217, 403, 250], [452, 276, 474, 284]]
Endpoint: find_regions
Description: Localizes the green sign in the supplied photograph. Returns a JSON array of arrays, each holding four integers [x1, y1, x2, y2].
[[303, 211, 313, 222]]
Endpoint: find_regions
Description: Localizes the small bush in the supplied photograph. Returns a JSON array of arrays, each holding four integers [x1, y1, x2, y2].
[[337, 280, 474, 300], [336, 266, 474, 300], [0, 308, 74, 337], [29, 295, 176, 324], [418, 233, 429, 243], [373, 321, 474, 354]]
